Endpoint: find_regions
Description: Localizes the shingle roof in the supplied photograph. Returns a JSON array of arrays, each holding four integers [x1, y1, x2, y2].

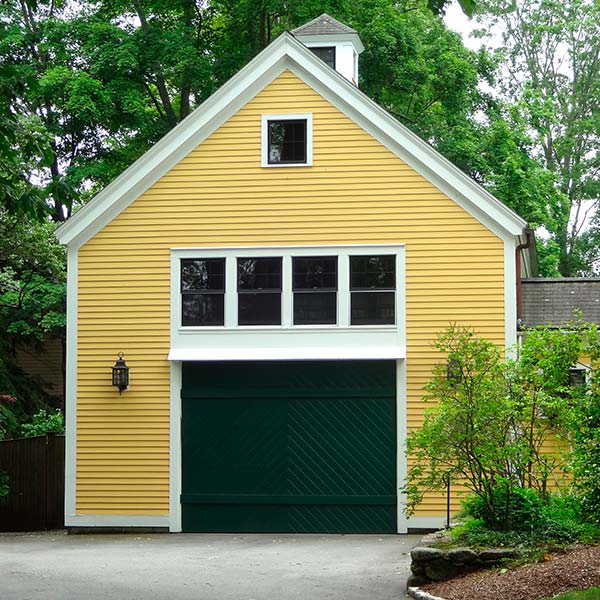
[[291, 14, 358, 36], [521, 278, 600, 327]]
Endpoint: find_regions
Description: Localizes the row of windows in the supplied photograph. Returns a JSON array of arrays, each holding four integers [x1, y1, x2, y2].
[[181, 255, 396, 327]]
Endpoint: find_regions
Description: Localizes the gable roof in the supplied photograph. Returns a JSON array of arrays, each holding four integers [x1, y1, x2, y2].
[[521, 278, 600, 327], [56, 31, 526, 249], [291, 13, 358, 35]]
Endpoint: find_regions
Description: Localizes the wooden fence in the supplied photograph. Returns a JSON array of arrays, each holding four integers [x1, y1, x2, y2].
[[0, 434, 64, 531]]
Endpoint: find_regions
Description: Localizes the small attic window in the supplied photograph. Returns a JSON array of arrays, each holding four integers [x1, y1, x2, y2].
[[310, 46, 336, 69], [261, 114, 313, 167]]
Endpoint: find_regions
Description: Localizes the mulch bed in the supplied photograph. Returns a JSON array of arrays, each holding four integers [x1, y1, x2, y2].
[[420, 545, 600, 600]]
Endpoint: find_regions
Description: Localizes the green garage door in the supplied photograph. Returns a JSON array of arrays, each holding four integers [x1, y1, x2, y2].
[[181, 360, 397, 533]]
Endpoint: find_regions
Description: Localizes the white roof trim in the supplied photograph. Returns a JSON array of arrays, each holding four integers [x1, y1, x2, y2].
[[168, 346, 406, 362], [56, 32, 525, 248]]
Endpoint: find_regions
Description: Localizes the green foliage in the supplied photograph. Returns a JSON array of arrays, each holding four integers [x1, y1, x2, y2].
[[0, 211, 66, 424], [452, 494, 600, 552], [0, 468, 8, 501], [0, 394, 19, 439], [545, 588, 600, 600], [461, 485, 543, 532], [21, 409, 65, 437], [476, 0, 600, 275], [405, 324, 600, 528]]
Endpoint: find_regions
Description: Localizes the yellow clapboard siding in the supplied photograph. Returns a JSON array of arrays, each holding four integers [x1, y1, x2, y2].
[[75, 69, 506, 518]]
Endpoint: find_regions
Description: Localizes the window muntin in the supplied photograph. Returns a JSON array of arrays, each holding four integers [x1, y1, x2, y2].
[[310, 46, 336, 69], [350, 255, 396, 325], [268, 119, 307, 165], [178, 251, 400, 329], [293, 256, 337, 325], [181, 258, 225, 326], [237, 257, 282, 325]]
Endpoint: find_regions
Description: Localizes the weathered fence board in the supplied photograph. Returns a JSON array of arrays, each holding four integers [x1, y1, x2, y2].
[[0, 435, 65, 531]]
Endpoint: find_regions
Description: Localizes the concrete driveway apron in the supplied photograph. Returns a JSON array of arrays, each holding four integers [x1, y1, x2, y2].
[[0, 532, 421, 600]]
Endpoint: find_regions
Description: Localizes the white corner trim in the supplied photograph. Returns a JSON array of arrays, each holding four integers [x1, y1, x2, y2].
[[65, 515, 169, 528], [56, 31, 526, 250], [504, 237, 518, 354], [261, 113, 313, 167], [64, 246, 78, 521], [169, 361, 182, 533]]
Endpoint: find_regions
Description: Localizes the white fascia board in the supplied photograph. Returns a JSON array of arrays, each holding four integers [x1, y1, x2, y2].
[[281, 41, 526, 240], [55, 34, 297, 249], [168, 346, 406, 362], [56, 31, 525, 248]]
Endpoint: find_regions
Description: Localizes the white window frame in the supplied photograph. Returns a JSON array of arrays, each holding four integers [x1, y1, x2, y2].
[[261, 113, 313, 167], [169, 245, 406, 362]]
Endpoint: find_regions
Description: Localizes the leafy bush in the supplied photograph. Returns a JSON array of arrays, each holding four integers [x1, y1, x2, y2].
[[452, 493, 600, 552], [461, 485, 544, 532], [0, 469, 8, 501], [0, 394, 19, 439], [21, 409, 64, 437]]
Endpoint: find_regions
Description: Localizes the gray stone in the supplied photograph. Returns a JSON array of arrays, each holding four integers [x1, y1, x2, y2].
[[447, 547, 478, 564], [479, 548, 518, 562], [407, 574, 431, 588], [411, 546, 445, 561], [424, 558, 461, 581], [410, 561, 427, 576]]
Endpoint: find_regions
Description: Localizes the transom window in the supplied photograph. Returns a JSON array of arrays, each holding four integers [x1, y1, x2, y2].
[[261, 114, 313, 167], [179, 249, 399, 328]]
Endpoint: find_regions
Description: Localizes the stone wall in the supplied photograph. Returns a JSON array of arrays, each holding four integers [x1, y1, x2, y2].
[[408, 542, 519, 587]]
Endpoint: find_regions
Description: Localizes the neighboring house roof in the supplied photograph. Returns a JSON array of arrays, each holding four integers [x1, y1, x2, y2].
[[521, 278, 600, 327], [55, 31, 526, 249], [291, 13, 359, 35]]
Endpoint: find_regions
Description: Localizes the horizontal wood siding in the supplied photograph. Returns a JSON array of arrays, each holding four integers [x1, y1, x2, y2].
[[76, 70, 505, 516]]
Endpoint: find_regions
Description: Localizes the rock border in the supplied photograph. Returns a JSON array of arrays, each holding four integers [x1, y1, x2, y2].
[[407, 586, 447, 600]]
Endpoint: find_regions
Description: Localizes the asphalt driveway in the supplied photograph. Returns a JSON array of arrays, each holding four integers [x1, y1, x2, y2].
[[0, 531, 421, 600]]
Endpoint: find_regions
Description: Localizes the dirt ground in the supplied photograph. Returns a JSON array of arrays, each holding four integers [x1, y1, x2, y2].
[[421, 545, 600, 600]]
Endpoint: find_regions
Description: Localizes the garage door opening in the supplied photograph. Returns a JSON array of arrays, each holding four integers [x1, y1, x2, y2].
[[181, 360, 397, 533]]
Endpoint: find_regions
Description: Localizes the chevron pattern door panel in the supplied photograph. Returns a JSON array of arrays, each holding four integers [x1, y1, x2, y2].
[[181, 360, 397, 533]]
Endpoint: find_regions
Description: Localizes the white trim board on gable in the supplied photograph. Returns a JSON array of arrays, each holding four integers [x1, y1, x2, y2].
[[55, 31, 526, 249]]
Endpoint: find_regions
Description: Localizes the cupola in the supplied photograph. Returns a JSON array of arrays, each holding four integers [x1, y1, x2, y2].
[[291, 14, 365, 86]]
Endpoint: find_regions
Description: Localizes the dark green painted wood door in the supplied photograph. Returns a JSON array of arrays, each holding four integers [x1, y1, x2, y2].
[[181, 360, 397, 533]]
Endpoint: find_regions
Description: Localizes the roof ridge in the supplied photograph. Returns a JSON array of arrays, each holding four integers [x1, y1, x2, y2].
[[291, 13, 358, 36]]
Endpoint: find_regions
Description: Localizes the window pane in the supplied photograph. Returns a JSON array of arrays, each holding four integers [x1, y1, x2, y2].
[[294, 292, 337, 325], [268, 120, 307, 164], [238, 257, 282, 290], [351, 291, 395, 325], [350, 255, 395, 290], [238, 293, 281, 326], [310, 46, 335, 69], [181, 258, 225, 291], [293, 256, 337, 290], [182, 293, 224, 326]]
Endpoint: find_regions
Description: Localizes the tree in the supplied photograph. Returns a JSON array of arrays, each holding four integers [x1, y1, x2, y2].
[[404, 324, 596, 528], [476, 0, 600, 276], [0, 211, 66, 424]]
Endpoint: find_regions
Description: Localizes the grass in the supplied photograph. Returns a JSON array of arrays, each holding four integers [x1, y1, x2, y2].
[[541, 588, 600, 599]]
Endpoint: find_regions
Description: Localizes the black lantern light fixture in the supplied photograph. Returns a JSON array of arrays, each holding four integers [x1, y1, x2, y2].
[[112, 352, 129, 393]]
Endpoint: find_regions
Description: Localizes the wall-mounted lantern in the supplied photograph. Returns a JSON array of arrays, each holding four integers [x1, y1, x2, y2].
[[112, 352, 129, 394]]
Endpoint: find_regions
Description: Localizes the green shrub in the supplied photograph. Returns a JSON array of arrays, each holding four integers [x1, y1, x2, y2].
[[461, 485, 544, 531], [0, 469, 8, 501], [21, 409, 64, 437]]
